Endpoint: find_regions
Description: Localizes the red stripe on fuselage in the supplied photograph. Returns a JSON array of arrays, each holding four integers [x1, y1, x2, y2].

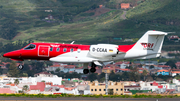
[[118, 43, 136, 53]]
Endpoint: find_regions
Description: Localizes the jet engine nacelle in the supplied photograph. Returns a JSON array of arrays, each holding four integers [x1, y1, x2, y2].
[[89, 44, 118, 57]]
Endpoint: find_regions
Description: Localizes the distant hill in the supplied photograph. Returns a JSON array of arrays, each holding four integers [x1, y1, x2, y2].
[[0, 0, 180, 47]]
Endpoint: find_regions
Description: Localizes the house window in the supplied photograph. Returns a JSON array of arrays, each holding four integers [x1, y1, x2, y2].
[[91, 89, 93, 91], [95, 89, 97, 91], [56, 48, 60, 52], [116, 89, 118, 91], [104, 89, 106, 91], [99, 89, 101, 91], [121, 89, 123, 91], [63, 48, 67, 52]]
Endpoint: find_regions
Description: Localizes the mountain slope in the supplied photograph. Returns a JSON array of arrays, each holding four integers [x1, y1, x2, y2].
[[1, 0, 180, 46]]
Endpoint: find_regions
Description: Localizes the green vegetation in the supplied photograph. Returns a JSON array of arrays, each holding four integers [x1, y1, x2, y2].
[[0, 93, 179, 98], [0, 0, 180, 50], [0, 0, 180, 51], [8, 61, 20, 77]]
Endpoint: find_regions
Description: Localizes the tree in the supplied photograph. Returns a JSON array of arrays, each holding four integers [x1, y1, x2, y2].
[[99, 77, 105, 83], [0, 19, 19, 40], [165, 60, 177, 69], [149, 65, 154, 69], [55, 68, 60, 73], [41, 80, 45, 82], [87, 73, 98, 81], [22, 85, 29, 92], [14, 79, 19, 86], [8, 61, 19, 77], [142, 70, 148, 81]]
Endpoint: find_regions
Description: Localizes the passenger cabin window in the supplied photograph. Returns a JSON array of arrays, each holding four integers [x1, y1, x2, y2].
[[63, 48, 67, 52], [70, 48, 74, 52], [56, 48, 60, 52], [77, 49, 81, 53], [50, 47, 53, 51], [24, 44, 36, 50]]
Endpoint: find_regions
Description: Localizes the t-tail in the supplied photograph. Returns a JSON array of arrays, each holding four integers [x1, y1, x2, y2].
[[125, 30, 168, 59]]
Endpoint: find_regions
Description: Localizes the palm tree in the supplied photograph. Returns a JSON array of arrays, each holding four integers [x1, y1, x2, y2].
[[142, 70, 148, 81], [14, 79, 19, 86]]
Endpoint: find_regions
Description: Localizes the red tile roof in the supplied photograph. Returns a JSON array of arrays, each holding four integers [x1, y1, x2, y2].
[[64, 65, 75, 68], [76, 66, 83, 69], [157, 69, 170, 72], [118, 68, 130, 71], [64, 87, 76, 91], [157, 65, 170, 67], [171, 71, 180, 73], [121, 3, 130, 9], [69, 71, 74, 73], [52, 85, 65, 88], [49, 65, 61, 67], [30, 82, 45, 92], [6, 84, 15, 86], [103, 67, 119, 70]]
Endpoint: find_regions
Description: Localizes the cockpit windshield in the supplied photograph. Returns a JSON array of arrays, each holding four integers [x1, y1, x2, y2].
[[24, 44, 36, 50]]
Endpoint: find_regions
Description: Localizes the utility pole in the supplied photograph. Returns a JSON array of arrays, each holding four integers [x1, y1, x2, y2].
[[105, 72, 108, 95]]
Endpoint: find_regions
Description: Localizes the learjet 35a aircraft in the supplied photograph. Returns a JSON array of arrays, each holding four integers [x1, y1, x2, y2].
[[3, 30, 168, 74]]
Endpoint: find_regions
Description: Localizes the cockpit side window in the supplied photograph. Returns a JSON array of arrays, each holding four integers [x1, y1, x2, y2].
[[24, 44, 36, 50]]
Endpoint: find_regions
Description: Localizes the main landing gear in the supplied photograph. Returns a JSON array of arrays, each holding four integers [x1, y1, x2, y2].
[[83, 62, 97, 74]]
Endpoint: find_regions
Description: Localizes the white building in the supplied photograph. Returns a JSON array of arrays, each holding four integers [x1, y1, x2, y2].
[[36, 75, 62, 85], [74, 67, 83, 74]]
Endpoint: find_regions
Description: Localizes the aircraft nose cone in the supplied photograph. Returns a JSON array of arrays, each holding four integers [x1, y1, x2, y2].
[[3, 51, 21, 58]]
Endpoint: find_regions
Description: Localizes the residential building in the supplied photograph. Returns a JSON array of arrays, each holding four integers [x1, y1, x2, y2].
[[124, 85, 141, 92], [34, 72, 54, 77], [121, 3, 130, 9], [89, 81, 124, 95], [171, 71, 180, 76], [115, 61, 130, 69], [0, 88, 15, 94], [62, 65, 76, 73], [175, 62, 180, 69], [157, 69, 170, 76], [29, 82, 45, 92], [134, 61, 158, 65], [154, 65, 171, 70], [74, 66, 83, 74], [116, 68, 130, 73]]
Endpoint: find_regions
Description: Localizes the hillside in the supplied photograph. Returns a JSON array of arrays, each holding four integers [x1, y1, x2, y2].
[[0, 0, 180, 47]]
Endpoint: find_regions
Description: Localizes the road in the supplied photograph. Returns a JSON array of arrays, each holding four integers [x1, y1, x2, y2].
[[121, 11, 127, 20], [0, 97, 180, 101]]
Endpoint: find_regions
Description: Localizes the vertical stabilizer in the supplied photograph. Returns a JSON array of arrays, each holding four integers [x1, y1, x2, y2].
[[126, 30, 167, 59]]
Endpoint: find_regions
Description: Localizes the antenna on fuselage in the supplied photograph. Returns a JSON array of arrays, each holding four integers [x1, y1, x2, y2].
[[71, 41, 75, 44]]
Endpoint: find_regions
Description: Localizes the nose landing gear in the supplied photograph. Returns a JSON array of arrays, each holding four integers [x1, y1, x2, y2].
[[18, 64, 24, 70]]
